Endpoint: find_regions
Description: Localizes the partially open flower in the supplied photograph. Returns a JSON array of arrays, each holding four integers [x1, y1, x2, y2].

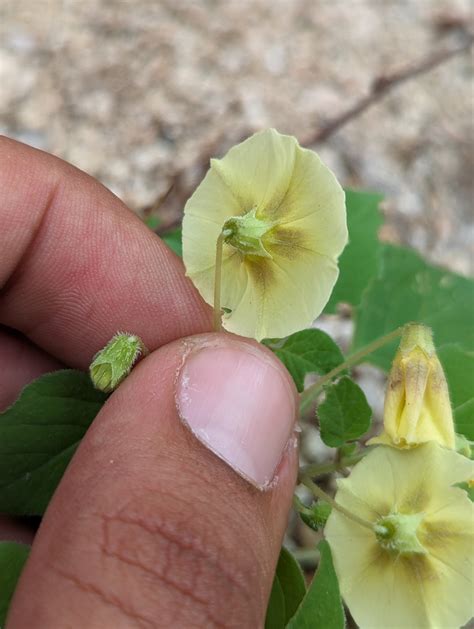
[[325, 442, 473, 629], [182, 129, 347, 340], [369, 323, 456, 449]]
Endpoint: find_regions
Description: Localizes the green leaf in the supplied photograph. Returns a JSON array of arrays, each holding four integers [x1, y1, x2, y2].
[[265, 330, 345, 392], [455, 482, 474, 501], [162, 227, 182, 257], [437, 345, 474, 441], [265, 574, 286, 629], [144, 215, 161, 231], [0, 542, 30, 626], [324, 189, 383, 313], [318, 376, 372, 447], [277, 547, 307, 622], [0, 370, 107, 515], [287, 540, 345, 629], [265, 547, 307, 628], [353, 244, 474, 370]]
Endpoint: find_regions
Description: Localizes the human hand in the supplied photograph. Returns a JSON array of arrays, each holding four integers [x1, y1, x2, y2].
[[0, 137, 298, 628]]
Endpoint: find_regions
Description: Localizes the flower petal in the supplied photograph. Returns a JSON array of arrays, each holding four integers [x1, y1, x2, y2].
[[222, 248, 339, 340], [210, 128, 297, 213], [183, 165, 241, 280], [325, 444, 474, 629], [339, 549, 434, 628], [274, 145, 347, 258], [423, 537, 473, 628], [188, 248, 249, 318]]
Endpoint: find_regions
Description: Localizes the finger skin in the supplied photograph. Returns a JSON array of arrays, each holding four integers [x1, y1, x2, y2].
[[0, 136, 211, 369], [8, 335, 298, 629], [0, 327, 62, 412]]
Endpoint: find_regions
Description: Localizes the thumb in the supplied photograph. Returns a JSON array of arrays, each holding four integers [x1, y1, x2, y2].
[[8, 334, 298, 629]]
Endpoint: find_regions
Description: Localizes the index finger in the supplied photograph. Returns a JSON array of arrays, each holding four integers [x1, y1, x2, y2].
[[0, 136, 211, 368]]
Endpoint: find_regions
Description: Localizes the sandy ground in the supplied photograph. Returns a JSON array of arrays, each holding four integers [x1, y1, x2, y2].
[[1, 0, 473, 275]]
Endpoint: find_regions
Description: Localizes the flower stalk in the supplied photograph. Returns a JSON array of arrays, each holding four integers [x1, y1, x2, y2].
[[300, 475, 376, 532], [300, 451, 366, 478], [299, 326, 403, 415], [213, 230, 227, 332]]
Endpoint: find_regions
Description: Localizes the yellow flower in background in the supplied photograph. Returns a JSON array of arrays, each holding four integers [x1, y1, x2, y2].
[[325, 442, 473, 629], [182, 129, 347, 340], [369, 323, 456, 449]]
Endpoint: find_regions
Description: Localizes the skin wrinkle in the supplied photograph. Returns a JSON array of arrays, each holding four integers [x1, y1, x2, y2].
[[0, 181, 61, 338], [0, 158, 60, 290], [50, 565, 155, 629], [92, 477, 263, 598], [99, 516, 225, 629], [96, 507, 258, 629]]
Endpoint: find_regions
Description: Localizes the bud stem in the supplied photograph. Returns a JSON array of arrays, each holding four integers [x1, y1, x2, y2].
[[300, 451, 366, 478], [299, 326, 404, 415], [300, 475, 375, 531]]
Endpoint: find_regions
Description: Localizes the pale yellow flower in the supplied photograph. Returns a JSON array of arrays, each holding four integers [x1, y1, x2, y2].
[[182, 129, 347, 340], [369, 323, 455, 449], [325, 442, 473, 629]]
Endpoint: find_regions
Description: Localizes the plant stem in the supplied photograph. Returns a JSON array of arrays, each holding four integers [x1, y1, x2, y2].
[[300, 452, 366, 478], [300, 475, 374, 532], [299, 326, 403, 414], [213, 231, 225, 332]]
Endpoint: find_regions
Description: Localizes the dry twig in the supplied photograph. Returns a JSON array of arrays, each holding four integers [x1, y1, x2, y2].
[[149, 34, 473, 229], [305, 34, 474, 145]]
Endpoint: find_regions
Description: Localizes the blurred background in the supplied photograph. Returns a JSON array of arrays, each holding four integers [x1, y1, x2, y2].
[[1, 0, 473, 600], [1, 0, 472, 275]]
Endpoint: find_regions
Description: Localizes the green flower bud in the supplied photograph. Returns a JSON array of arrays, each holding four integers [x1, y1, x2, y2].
[[299, 500, 332, 532], [89, 333, 148, 392]]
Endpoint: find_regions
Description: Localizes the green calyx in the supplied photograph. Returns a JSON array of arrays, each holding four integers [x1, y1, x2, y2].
[[374, 513, 427, 555], [399, 322, 435, 356], [222, 208, 274, 258], [89, 333, 148, 393]]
